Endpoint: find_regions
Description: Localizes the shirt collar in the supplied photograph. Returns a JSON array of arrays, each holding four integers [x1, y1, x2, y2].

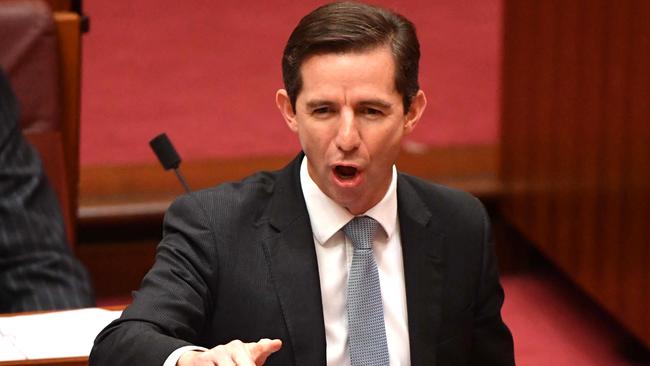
[[299, 156, 398, 246]]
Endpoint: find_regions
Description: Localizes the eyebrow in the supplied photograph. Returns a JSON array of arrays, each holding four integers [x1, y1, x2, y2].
[[305, 100, 335, 109], [358, 99, 392, 109], [304, 99, 393, 109]]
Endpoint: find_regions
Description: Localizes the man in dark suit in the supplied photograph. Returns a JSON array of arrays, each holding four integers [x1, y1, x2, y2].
[[0, 69, 94, 312], [90, 2, 514, 365]]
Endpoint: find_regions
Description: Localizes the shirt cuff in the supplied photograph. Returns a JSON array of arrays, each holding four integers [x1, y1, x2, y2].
[[163, 345, 209, 366]]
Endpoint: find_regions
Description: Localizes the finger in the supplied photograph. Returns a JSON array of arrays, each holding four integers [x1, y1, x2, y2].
[[211, 345, 236, 366], [177, 351, 206, 366], [247, 339, 282, 365], [227, 340, 256, 366]]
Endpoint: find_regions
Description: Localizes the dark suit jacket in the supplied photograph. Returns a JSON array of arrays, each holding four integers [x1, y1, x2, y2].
[[0, 69, 94, 312], [90, 153, 514, 366]]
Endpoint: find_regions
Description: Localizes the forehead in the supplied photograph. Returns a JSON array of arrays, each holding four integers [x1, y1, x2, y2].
[[297, 46, 398, 100]]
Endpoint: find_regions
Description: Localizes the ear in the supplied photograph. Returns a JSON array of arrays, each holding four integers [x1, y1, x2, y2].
[[403, 90, 427, 134], [276, 89, 299, 133]]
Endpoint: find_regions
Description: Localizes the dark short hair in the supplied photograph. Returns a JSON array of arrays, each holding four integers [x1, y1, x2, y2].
[[282, 1, 420, 113]]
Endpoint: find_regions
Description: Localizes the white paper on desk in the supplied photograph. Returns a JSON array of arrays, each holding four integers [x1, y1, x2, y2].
[[0, 308, 121, 361]]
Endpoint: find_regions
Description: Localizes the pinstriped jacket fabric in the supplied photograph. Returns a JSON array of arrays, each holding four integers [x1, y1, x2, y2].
[[0, 69, 94, 313]]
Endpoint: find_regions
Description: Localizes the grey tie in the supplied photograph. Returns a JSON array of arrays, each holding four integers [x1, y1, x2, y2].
[[344, 216, 390, 366]]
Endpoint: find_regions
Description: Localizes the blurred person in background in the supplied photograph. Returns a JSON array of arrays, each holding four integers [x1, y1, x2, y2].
[[0, 68, 94, 312]]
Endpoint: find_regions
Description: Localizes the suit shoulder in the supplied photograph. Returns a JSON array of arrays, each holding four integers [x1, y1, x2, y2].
[[399, 173, 483, 209], [166, 169, 280, 223], [196, 169, 278, 202], [398, 172, 488, 229]]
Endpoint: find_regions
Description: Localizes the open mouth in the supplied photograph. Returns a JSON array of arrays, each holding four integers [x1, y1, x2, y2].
[[334, 165, 358, 180]]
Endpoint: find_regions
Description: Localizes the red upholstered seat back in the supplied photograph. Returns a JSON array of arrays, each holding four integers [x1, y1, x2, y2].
[[0, 0, 60, 133], [0, 0, 78, 247]]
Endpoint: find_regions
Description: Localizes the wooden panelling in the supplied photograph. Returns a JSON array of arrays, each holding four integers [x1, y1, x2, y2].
[[78, 145, 500, 227], [52, 12, 81, 238], [76, 240, 156, 300], [500, 0, 650, 346]]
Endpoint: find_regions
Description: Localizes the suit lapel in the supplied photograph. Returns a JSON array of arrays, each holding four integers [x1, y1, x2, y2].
[[398, 175, 444, 366], [261, 154, 326, 366], [258, 161, 443, 366]]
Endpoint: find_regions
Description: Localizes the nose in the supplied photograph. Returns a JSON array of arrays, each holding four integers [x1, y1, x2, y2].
[[334, 108, 361, 152]]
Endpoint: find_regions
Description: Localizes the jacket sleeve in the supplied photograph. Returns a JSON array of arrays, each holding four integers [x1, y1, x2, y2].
[[89, 193, 219, 365]]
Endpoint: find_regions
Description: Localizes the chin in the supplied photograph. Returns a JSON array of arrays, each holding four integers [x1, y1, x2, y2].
[[331, 190, 367, 213]]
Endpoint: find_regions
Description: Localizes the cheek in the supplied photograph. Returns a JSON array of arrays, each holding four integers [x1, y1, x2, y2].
[[364, 124, 404, 155], [298, 126, 333, 157]]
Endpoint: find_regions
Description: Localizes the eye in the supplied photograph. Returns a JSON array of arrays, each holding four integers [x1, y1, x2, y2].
[[311, 106, 336, 118], [365, 108, 381, 115], [360, 107, 384, 119]]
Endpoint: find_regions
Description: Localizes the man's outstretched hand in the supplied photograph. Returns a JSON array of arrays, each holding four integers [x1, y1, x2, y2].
[[177, 338, 282, 366]]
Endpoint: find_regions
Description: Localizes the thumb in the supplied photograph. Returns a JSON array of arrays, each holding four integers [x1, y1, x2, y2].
[[248, 338, 282, 365]]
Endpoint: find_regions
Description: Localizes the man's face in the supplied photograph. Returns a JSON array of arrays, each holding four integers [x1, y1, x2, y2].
[[277, 45, 426, 214]]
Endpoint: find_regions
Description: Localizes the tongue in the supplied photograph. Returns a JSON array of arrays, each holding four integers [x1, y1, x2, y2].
[[335, 166, 357, 180]]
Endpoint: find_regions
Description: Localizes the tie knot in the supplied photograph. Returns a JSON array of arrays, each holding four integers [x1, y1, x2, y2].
[[343, 216, 379, 250]]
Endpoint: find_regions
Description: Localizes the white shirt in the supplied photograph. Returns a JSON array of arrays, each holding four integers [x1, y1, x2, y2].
[[300, 157, 411, 366]]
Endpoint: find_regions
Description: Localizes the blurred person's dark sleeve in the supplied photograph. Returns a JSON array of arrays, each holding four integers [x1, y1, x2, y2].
[[0, 69, 94, 313]]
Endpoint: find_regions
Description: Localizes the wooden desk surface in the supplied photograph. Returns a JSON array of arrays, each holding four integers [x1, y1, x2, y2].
[[0, 357, 87, 366]]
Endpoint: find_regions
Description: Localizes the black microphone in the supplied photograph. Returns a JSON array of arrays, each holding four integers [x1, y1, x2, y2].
[[149, 133, 191, 193]]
